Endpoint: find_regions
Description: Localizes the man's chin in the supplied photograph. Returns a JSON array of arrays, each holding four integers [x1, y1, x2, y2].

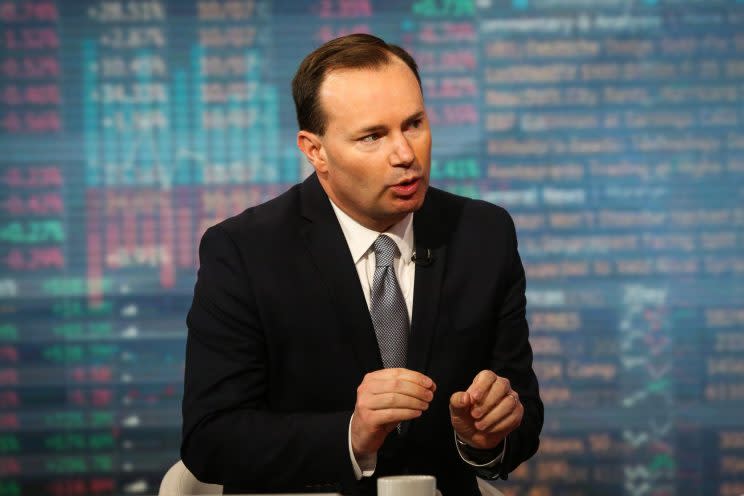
[[392, 191, 427, 213]]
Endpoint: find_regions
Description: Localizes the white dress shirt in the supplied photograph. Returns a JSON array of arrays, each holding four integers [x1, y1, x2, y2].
[[327, 199, 504, 480]]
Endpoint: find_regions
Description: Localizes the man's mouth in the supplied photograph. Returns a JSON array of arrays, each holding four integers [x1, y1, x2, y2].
[[390, 177, 421, 196]]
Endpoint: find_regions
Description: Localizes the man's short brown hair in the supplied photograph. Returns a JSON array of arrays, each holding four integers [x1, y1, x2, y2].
[[291, 33, 422, 135]]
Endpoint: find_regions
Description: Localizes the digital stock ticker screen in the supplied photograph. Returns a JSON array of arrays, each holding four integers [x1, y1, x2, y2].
[[1, 1, 744, 495]]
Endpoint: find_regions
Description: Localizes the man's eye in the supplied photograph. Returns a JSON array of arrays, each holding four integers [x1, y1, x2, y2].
[[411, 119, 422, 128], [360, 134, 379, 143]]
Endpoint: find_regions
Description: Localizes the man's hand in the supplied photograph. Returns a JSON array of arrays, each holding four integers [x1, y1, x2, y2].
[[449, 370, 523, 450], [351, 368, 436, 458]]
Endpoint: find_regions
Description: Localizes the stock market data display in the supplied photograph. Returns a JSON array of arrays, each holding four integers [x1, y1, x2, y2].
[[1, 1, 743, 495]]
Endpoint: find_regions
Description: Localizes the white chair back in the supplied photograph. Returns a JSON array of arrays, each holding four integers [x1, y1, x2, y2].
[[477, 477, 505, 496], [159, 460, 223, 495]]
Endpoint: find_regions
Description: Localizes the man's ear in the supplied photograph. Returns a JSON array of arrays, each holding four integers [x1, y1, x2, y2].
[[296, 130, 328, 174]]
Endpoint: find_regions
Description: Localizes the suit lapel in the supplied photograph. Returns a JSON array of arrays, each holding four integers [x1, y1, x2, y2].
[[299, 174, 382, 374], [408, 191, 450, 375], [298, 174, 453, 377]]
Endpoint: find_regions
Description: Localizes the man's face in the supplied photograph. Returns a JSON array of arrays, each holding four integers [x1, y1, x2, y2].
[[298, 58, 432, 232]]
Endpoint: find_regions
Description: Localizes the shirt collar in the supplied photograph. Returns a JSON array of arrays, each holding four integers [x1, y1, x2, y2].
[[328, 199, 414, 265]]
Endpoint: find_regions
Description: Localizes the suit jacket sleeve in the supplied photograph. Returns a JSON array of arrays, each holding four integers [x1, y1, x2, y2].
[[473, 208, 543, 481], [180, 225, 356, 492]]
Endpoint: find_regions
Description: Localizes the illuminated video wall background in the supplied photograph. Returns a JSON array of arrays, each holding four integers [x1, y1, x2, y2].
[[2, 0, 744, 495]]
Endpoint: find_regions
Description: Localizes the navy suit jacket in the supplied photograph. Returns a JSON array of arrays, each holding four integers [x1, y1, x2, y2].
[[181, 173, 543, 495]]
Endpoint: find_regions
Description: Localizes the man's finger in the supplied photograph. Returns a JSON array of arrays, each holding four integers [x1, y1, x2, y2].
[[471, 380, 509, 419], [369, 408, 424, 426], [474, 392, 520, 431], [366, 368, 435, 390], [366, 379, 434, 402], [366, 392, 430, 412], [484, 402, 523, 434], [467, 370, 497, 402], [449, 391, 472, 417]]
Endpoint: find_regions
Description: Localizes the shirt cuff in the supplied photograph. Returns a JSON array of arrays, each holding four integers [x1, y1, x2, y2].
[[454, 431, 506, 468], [348, 413, 377, 479]]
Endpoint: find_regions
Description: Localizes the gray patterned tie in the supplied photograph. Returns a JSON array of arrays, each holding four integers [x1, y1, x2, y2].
[[370, 235, 409, 369]]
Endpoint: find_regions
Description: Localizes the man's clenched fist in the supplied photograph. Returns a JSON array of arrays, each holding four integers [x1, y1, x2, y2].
[[351, 368, 436, 458], [449, 370, 523, 450]]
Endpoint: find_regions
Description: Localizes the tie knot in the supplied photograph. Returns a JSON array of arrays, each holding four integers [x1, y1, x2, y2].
[[373, 235, 399, 267]]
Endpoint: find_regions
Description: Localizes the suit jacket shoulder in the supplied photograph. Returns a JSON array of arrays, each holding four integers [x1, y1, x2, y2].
[[419, 185, 518, 253], [211, 182, 303, 241]]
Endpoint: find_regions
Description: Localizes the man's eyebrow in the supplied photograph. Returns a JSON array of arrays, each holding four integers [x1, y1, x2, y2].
[[353, 110, 426, 135]]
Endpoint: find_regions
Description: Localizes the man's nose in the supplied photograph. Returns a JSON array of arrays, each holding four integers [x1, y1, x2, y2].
[[389, 133, 415, 166]]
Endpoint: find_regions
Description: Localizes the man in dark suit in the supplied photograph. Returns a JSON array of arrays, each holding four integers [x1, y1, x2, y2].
[[181, 34, 542, 495]]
